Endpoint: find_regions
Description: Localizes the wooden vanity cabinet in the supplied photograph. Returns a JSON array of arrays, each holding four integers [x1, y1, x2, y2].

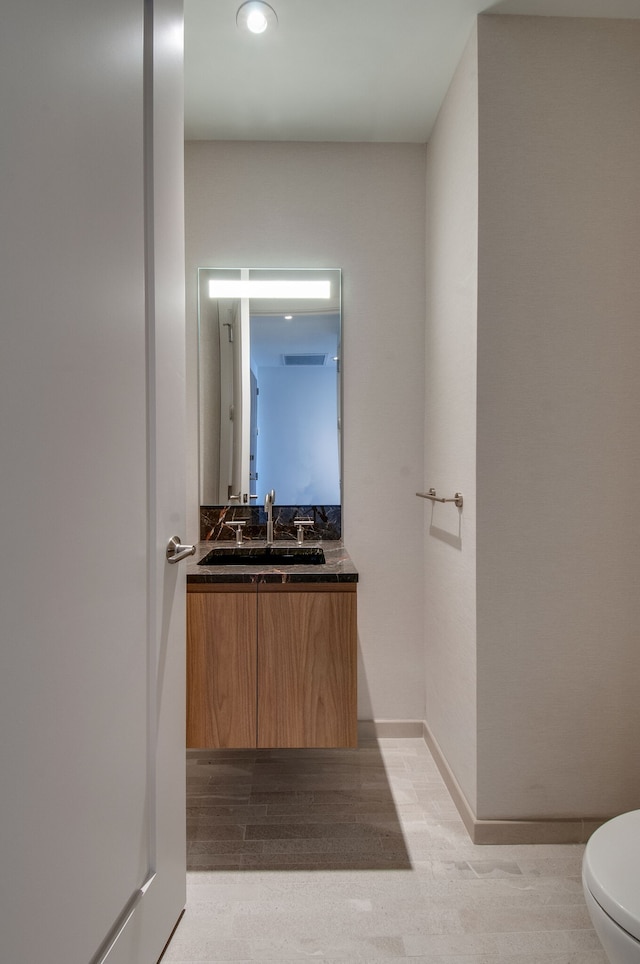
[[186, 585, 257, 748], [257, 584, 357, 748], [186, 582, 357, 749]]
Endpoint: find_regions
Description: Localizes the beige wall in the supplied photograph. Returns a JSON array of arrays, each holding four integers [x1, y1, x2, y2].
[[475, 15, 640, 820], [185, 141, 427, 721], [425, 14, 640, 825], [424, 27, 479, 811]]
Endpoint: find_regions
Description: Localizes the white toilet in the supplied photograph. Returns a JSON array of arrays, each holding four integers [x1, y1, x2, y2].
[[582, 810, 640, 963]]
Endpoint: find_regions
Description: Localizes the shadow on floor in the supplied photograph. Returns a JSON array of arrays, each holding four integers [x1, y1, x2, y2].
[[187, 741, 412, 871]]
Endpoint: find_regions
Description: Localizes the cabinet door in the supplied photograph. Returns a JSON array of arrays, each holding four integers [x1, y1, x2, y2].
[[187, 587, 257, 748], [257, 586, 357, 748]]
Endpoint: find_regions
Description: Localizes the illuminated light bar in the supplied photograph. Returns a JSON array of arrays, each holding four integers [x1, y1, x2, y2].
[[209, 279, 331, 299]]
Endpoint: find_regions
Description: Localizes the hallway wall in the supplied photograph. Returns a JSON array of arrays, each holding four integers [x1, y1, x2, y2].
[[425, 14, 640, 826], [185, 141, 426, 721], [475, 14, 640, 820], [424, 27, 479, 812]]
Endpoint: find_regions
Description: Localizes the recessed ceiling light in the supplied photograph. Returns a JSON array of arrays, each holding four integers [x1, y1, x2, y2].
[[236, 1, 278, 35]]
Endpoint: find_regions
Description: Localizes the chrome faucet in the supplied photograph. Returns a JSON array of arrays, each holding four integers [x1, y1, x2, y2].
[[264, 489, 275, 545]]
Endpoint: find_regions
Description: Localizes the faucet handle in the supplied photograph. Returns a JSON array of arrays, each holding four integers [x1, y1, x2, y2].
[[227, 520, 246, 545], [293, 518, 314, 544]]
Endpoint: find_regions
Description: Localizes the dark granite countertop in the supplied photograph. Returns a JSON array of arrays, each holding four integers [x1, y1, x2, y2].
[[187, 540, 358, 585]]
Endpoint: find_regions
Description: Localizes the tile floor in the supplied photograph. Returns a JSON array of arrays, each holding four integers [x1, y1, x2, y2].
[[162, 738, 606, 963]]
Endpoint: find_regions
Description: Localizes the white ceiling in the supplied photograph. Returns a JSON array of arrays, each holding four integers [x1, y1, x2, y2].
[[184, 0, 640, 142]]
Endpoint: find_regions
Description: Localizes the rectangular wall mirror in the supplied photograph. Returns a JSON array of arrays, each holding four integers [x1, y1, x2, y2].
[[198, 267, 342, 509]]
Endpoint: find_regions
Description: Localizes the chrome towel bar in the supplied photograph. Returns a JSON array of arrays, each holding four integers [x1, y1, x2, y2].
[[416, 488, 463, 509]]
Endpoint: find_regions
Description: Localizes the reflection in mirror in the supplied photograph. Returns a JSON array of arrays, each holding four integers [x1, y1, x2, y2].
[[198, 268, 342, 508]]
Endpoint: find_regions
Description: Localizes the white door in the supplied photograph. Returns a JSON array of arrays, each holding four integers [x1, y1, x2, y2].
[[218, 302, 239, 502], [234, 289, 252, 504], [217, 294, 251, 504], [0, 2, 186, 962]]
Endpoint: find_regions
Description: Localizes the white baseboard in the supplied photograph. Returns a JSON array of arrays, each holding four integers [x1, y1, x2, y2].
[[359, 718, 610, 845], [357, 719, 424, 740]]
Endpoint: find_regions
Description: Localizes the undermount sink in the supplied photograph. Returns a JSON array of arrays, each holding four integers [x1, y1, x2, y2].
[[197, 545, 326, 567]]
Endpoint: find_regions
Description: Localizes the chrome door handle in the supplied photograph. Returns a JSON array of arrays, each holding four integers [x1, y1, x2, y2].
[[166, 536, 196, 564]]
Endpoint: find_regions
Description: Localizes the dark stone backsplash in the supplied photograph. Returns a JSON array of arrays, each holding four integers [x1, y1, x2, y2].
[[200, 505, 341, 542]]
